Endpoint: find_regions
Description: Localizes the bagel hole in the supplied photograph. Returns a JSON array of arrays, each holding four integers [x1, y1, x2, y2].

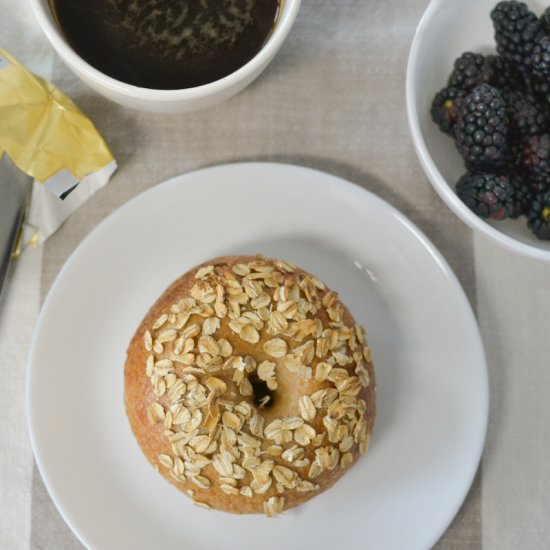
[[249, 376, 275, 409]]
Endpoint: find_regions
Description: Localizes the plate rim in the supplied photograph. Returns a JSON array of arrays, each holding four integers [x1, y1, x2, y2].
[[26, 161, 489, 549]]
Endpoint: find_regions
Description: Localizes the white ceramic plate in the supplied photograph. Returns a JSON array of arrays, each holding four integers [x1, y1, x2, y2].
[[407, 0, 550, 260], [27, 163, 488, 550]]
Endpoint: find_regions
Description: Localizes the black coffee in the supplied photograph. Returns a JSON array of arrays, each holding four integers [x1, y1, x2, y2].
[[49, 0, 281, 90]]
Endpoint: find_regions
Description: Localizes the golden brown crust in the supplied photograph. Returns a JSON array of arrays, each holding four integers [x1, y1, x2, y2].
[[125, 255, 376, 515]]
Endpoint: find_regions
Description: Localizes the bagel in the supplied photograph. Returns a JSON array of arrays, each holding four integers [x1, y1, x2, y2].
[[124, 255, 376, 515]]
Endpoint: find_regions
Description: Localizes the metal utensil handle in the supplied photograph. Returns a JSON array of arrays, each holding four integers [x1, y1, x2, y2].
[[0, 154, 33, 296]]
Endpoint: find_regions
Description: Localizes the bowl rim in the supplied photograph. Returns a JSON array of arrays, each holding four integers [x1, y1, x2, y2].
[[29, 0, 301, 102], [406, 0, 550, 261]]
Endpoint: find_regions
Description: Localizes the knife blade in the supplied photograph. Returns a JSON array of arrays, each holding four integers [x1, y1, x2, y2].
[[0, 154, 33, 297]]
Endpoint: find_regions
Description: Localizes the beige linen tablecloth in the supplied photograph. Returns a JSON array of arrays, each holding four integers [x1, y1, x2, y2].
[[1, 0, 549, 548]]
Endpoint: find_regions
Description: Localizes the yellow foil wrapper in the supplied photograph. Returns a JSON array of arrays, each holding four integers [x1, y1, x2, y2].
[[0, 48, 117, 251], [0, 47, 114, 194]]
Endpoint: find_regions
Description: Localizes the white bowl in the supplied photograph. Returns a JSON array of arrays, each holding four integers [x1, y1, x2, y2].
[[407, 0, 550, 261], [30, 0, 301, 113]]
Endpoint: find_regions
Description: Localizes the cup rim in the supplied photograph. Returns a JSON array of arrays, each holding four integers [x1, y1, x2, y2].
[[30, 0, 301, 101], [405, 0, 550, 262]]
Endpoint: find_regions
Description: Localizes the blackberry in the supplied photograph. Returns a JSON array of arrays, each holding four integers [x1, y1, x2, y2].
[[531, 35, 550, 79], [491, 1, 544, 73], [454, 84, 509, 169], [448, 52, 491, 91], [431, 87, 466, 135], [485, 55, 526, 90], [527, 173, 550, 193], [510, 173, 534, 214], [521, 133, 550, 177], [527, 190, 550, 239], [507, 92, 550, 137], [529, 73, 550, 104], [456, 172, 523, 219], [541, 7, 550, 34]]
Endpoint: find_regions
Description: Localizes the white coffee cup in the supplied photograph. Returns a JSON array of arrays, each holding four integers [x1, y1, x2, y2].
[[30, 0, 301, 113]]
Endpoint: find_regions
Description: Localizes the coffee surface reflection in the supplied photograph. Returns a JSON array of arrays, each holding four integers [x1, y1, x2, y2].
[[50, 0, 281, 89]]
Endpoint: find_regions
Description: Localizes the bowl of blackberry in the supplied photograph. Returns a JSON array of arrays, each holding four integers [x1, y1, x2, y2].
[[407, 0, 550, 259]]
